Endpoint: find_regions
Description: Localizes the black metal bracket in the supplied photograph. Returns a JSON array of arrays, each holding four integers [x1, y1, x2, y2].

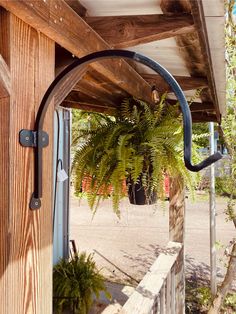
[[19, 49, 222, 210], [19, 130, 49, 148], [19, 130, 48, 210]]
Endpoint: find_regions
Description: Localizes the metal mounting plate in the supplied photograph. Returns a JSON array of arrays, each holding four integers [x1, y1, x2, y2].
[[19, 129, 49, 148]]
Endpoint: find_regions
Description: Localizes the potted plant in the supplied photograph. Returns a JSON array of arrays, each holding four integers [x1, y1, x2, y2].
[[72, 95, 199, 215], [53, 251, 110, 313]]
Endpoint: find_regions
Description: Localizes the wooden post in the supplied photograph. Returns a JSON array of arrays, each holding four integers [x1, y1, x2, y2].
[[169, 176, 185, 314], [0, 8, 54, 313]]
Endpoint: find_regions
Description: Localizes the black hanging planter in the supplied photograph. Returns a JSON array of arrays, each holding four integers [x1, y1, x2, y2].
[[128, 180, 157, 205], [127, 171, 157, 205]]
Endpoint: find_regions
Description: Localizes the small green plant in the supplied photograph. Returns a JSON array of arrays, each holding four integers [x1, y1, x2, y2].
[[53, 252, 111, 314], [185, 282, 211, 313], [215, 176, 236, 197], [223, 293, 236, 311]]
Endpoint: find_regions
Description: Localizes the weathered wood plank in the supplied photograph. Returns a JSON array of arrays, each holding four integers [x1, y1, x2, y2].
[[191, 112, 218, 123], [190, 0, 222, 120], [73, 80, 120, 107], [64, 0, 87, 17], [120, 242, 182, 314], [0, 11, 10, 312], [142, 74, 208, 92], [64, 91, 215, 120], [161, 0, 220, 123], [189, 101, 214, 112], [85, 13, 195, 48], [0, 10, 54, 313], [63, 91, 117, 114], [166, 99, 215, 113], [169, 177, 185, 313], [0, 96, 9, 314], [63, 100, 116, 114], [169, 177, 185, 243], [160, 0, 191, 13], [0, 0, 153, 104], [0, 53, 10, 96]]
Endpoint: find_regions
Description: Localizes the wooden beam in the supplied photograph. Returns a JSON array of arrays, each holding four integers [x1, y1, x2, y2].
[[0, 0, 153, 104], [166, 99, 215, 112], [191, 112, 218, 123], [85, 13, 195, 48], [65, 89, 215, 117], [0, 53, 10, 97], [161, 0, 221, 123], [190, 0, 221, 121], [64, 0, 87, 17], [169, 176, 185, 313], [73, 79, 121, 107], [169, 177, 185, 243], [121, 242, 182, 313], [0, 9, 54, 313], [142, 74, 208, 92], [63, 100, 116, 114], [64, 90, 117, 112], [189, 101, 214, 112], [160, 0, 191, 13]]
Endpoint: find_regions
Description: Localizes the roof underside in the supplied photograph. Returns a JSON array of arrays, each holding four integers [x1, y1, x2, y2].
[[60, 0, 226, 122], [0, 0, 225, 123]]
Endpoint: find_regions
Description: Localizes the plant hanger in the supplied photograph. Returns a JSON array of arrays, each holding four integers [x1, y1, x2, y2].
[[19, 50, 222, 210]]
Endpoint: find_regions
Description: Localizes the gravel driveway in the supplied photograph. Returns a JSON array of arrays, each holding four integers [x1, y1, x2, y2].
[[70, 193, 234, 287]]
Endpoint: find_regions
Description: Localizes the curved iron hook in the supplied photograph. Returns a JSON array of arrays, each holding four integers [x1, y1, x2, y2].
[[25, 49, 222, 209]]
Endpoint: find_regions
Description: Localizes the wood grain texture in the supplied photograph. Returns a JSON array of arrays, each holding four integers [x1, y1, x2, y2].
[[142, 74, 208, 93], [161, 0, 220, 123], [166, 99, 215, 113], [169, 177, 185, 243], [0, 11, 10, 314], [0, 0, 153, 104], [64, 91, 117, 113], [0, 10, 54, 314], [64, 91, 215, 119], [85, 13, 195, 48], [0, 53, 10, 96], [169, 176, 185, 313], [64, 0, 87, 17], [121, 242, 182, 313], [0, 96, 10, 314], [190, 0, 222, 120], [191, 112, 218, 123]]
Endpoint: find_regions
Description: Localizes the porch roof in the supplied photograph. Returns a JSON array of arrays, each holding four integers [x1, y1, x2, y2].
[[0, 0, 226, 123]]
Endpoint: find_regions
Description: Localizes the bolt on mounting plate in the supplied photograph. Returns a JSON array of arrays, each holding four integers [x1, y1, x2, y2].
[[19, 129, 49, 148]]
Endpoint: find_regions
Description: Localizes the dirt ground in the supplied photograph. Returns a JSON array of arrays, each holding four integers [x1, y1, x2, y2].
[[70, 193, 234, 289]]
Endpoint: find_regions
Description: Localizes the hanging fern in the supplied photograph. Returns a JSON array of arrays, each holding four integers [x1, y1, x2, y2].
[[71, 96, 200, 213]]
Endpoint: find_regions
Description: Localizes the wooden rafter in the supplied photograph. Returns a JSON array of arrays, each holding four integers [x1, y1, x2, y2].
[[191, 112, 218, 123], [0, 54, 10, 97], [73, 79, 120, 107], [63, 89, 216, 122], [190, 0, 221, 121], [189, 101, 214, 112], [160, 0, 220, 122], [0, 0, 153, 104], [64, 0, 87, 17], [142, 74, 208, 92], [85, 13, 195, 48], [166, 98, 215, 112]]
